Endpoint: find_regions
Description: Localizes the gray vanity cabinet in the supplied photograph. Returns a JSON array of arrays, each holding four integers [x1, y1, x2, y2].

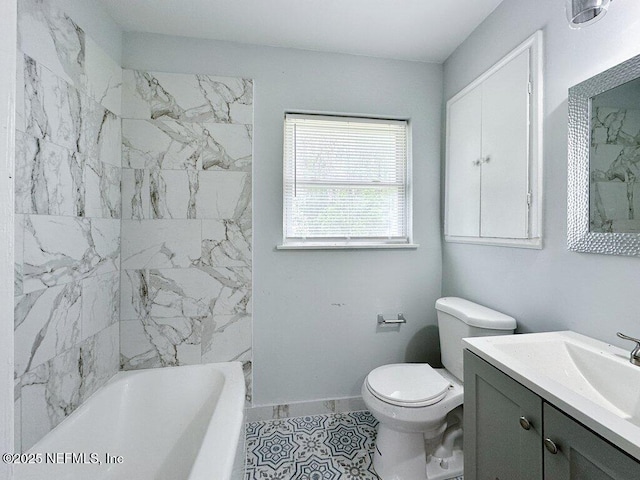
[[544, 404, 640, 479], [464, 350, 640, 480], [464, 350, 542, 480]]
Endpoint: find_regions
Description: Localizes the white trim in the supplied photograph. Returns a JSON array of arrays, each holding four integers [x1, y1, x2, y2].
[[406, 117, 415, 250], [281, 118, 288, 245], [245, 395, 367, 423], [285, 112, 407, 127], [0, 0, 16, 471], [277, 243, 419, 250], [444, 30, 544, 248], [281, 113, 413, 247], [447, 31, 542, 106], [285, 108, 411, 123], [530, 30, 544, 242], [445, 235, 542, 250]]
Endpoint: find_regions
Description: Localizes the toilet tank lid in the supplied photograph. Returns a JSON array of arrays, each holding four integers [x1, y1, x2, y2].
[[435, 297, 516, 330]]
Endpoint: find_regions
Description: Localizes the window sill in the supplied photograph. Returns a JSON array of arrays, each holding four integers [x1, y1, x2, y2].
[[276, 243, 420, 250]]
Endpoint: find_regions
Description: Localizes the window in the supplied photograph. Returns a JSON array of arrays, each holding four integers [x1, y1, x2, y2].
[[281, 114, 413, 248]]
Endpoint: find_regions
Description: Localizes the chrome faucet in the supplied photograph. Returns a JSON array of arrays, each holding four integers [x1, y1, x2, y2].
[[616, 332, 640, 366]]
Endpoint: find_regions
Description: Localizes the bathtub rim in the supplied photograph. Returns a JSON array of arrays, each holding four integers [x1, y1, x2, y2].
[[22, 361, 246, 480], [188, 361, 245, 480]]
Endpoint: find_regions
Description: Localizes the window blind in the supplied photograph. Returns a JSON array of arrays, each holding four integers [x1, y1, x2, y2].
[[283, 114, 410, 245]]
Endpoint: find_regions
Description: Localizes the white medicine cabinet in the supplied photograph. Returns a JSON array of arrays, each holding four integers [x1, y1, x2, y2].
[[445, 31, 543, 248]]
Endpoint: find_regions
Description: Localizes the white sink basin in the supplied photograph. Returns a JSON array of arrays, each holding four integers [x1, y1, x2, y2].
[[464, 331, 640, 459]]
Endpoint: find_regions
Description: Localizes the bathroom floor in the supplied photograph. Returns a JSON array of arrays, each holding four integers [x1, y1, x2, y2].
[[244, 411, 464, 480]]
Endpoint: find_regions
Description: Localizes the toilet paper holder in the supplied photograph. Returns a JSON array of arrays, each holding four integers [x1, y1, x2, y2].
[[377, 313, 407, 325]]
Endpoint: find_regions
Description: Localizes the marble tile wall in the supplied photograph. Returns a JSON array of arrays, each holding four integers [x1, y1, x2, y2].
[[120, 69, 253, 405], [14, 0, 122, 451], [13, 0, 253, 451]]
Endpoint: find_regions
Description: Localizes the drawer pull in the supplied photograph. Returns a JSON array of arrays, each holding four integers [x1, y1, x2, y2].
[[544, 438, 559, 454], [519, 416, 531, 430]]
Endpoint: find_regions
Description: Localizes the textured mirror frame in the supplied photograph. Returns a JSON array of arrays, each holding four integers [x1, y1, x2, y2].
[[567, 53, 640, 256]]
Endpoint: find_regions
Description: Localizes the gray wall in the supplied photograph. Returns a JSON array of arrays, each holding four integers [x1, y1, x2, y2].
[[442, 0, 640, 341], [123, 34, 444, 406]]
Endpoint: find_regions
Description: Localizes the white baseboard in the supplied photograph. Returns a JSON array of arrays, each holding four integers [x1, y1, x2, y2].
[[245, 396, 366, 423]]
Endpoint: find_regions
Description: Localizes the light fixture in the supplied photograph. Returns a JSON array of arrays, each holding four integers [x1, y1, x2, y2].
[[566, 0, 613, 28]]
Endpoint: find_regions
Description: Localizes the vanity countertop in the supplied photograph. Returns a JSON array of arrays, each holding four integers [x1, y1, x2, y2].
[[464, 331, 640, 460]]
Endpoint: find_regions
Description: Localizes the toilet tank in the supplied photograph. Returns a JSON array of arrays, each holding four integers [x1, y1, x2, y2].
[[435, 297, 516, 381]]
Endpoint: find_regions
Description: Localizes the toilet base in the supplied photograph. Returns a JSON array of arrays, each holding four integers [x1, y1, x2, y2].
[[372, 425, 427, 480], [426, 449, 463, 480], [372, 424, 464, 480]]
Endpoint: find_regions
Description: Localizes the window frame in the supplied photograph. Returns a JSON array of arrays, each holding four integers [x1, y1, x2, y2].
[[278, 113, 417, 250]]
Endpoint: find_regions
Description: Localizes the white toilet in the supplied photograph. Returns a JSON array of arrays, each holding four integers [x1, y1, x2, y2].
[[362, 297, 516, 480]]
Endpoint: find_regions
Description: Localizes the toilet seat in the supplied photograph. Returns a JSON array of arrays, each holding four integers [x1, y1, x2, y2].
[[366, 363, 452, 408]]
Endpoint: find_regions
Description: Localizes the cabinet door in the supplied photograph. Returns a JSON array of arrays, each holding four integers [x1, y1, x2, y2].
[[544, 404, 640, 479], [445, 84, 482, 237], [464, 350, 542, 480], [480, 49, 531, 238]]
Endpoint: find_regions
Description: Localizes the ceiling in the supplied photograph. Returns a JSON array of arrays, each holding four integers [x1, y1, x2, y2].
[[97, 0, 504, 63]]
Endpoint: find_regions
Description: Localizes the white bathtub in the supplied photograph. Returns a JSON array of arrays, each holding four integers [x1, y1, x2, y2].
[[15, 362, 245, 480]]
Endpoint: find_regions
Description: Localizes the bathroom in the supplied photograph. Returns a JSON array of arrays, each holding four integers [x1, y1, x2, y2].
[[1, 0, 640, 479]]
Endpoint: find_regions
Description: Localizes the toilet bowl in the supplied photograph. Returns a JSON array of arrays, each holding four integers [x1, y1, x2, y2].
[[362, 365, 464, 480], [363, 297, 516, 480]]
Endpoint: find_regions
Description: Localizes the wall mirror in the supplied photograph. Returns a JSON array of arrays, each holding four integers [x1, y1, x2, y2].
[[568, 53, 640, 256]]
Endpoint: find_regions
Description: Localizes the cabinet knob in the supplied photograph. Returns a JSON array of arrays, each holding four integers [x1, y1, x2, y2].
[[519, 416, 531, 430], [544, 438, 559, 454], [472, 159, 481, 166]]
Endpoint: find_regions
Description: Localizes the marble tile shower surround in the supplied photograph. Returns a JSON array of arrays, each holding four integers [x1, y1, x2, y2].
[[16, 55, 122, 220], [17, 0, 122, 116], [14, 0, 122, 452], [121, 69, 252, 125], [13, 0, 253, 452], [119, 69, 253, 406]]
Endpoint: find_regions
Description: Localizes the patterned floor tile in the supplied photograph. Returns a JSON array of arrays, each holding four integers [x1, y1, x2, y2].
[[348, 411, 377, 429], [324, 423, 369, 460], [251, 431, 299, 469], [294, 430, 332, 460], [290, 414, 328, 433], [293, 454, 342, 480], [334, 452, 378, 480], [245, 411, 463, 480], [246, 411, 379, 480]]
